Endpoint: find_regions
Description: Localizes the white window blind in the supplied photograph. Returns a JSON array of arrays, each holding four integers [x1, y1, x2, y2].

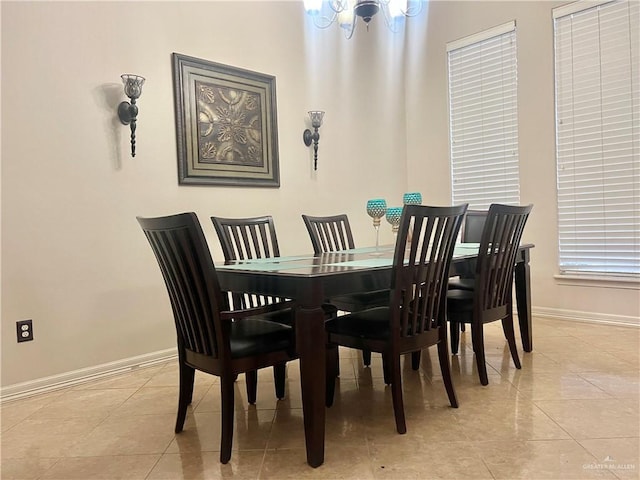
[[554, 0, 640, 277], [447, 21, 520, 210]]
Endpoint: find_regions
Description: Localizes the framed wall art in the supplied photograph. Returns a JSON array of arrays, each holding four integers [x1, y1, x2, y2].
[[172, 53, 280, 187]]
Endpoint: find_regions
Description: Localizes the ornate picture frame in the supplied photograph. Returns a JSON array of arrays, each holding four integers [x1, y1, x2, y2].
[[172, 53, 280, 187]]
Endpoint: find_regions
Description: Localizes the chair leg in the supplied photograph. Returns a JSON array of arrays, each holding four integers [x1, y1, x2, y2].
[[273, 363, 286, 399], [220, 374, 235, 464], [437, 340, 458, 408], [471, 323, 489, 386], [460, 323, 466, 332], [382, 354, 391, 385], [362, 349, 372, 366], [245, 370, 258, 404], [450, 321, 460, 355], [411, 350, 421, 370], [184, 369, 195, 406], [502, 316, 521, 369], [175, 362, 195, 433], [389, 355, 406, 434], [326, 344, 339, 407]]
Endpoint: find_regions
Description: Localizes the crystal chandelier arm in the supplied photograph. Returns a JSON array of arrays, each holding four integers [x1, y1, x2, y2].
[[342, 21, 356, 39], [311, 11, 339, 29], [402, 0, 423, 16], [381, 0, 424, 17], [306, 0, 347, 29], [328, 0, 348, 13], [378, 0, 423, 32]]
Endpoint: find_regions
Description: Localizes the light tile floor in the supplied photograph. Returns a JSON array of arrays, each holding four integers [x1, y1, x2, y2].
[[2, 317, 639, 479]]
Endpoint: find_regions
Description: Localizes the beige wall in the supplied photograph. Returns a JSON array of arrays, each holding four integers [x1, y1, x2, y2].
[[405, 0, 639, 325], [2, 1, 638, 390], [1, 1, 410, 387]]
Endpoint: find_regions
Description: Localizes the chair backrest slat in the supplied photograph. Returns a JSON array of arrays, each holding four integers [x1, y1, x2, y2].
[[302, 214, 355, 254], [211, 215, 283, 307], [138, 213, 224, 358], [475, 204, 533, 311], [392, 204, 468, 338], [214, 216, 279, 261]]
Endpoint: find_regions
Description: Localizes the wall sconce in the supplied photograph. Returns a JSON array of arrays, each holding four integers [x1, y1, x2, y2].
[[303, 110, 325, 170], [118, 74, 145, 157]]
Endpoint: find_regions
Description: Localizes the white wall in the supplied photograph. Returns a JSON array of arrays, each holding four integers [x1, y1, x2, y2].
[[2, 1, 638, 391]]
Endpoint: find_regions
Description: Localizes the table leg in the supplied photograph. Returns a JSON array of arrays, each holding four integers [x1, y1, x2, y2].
[[295, 305, 326, 468], [514, 249, 532, 352]]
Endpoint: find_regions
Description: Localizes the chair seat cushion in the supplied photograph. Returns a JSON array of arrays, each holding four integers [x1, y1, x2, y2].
[[230, 318, 293, 358], [328, 290, 389, 313], [448, 277, 475, 291], [446, 288, 475, 314], [325, 307, 390, 340]]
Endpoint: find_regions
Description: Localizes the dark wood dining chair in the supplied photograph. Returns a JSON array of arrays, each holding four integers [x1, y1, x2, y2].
[[324, 204, 468, 434], [137, 212, 297, 464], [449, 209, 489, 334], [212, 214, 339, 315], [302, 213, 389, 366], [213, 214, 339, 373], [302, 213, 355, 253], [211, 214, 302, 390], [447, 203, 533, 385], [211, 215, 286, 309], [449, 209, 488, 292], [461, 209, 489, 243]]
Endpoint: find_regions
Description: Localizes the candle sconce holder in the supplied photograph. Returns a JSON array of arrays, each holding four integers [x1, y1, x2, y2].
[[118, 74, 145, 157], [303, 110, 325, 170]]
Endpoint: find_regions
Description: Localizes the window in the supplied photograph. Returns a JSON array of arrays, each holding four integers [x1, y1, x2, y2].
[[554, 0, 639, 277], [447, 21, 520, 210]]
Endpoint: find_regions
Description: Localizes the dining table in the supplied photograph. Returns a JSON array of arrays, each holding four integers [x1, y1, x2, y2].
[[216, 242, 534, 467]]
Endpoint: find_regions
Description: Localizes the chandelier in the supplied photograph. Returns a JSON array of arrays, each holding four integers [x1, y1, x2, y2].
[[303, 1, 424, 39]]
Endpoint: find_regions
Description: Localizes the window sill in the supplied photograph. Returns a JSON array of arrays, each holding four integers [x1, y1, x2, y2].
[[554, 274, 640, 290]]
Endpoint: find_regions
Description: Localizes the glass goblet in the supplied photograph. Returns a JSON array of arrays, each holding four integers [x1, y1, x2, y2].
[[403, 192, 422, 206], [385, 206, 404, 236], [366, 198, 387, 251], [402, 193, 421, 245]]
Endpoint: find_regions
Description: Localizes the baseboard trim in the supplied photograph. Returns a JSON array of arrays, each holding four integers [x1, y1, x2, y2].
[[3, 307, 637, 402], [1, 348, 178, 403], [531, 306, 639, 327]]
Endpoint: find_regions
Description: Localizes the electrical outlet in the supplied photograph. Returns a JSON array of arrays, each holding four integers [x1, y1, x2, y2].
[[16, 320, 33, 342]]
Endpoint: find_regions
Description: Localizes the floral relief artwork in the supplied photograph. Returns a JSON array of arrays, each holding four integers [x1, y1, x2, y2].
[[172, 53, 280, 187], [196, 82, 263, 166]]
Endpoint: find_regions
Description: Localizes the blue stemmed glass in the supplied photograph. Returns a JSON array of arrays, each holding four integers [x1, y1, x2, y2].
[[385, 206, 404, 236], [401, 193, 421, 246], [366, 198, 387, 252], [403, 192, 422, 206]]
